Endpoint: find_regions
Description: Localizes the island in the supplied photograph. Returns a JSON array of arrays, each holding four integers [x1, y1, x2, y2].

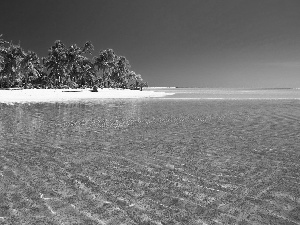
[[0, 35, 148, 90], [0, 35, 174, 102]]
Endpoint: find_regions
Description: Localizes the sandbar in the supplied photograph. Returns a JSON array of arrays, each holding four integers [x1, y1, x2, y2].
[[0, 88, 174, 103]]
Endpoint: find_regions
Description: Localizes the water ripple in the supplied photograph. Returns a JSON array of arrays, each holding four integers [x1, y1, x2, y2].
[[0, 100, 300, 224]]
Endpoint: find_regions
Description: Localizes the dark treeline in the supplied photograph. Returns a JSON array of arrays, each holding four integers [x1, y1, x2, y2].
[[0, 34, 147, 89]]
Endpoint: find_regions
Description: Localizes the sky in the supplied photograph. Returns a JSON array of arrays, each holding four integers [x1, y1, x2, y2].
[[1, 0, 300, 88]]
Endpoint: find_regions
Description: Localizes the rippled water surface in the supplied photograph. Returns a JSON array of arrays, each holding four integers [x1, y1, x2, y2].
[[1, 97, 300, 224]]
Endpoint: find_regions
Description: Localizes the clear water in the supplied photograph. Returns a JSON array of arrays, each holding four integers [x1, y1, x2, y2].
[[1, 90, 300, 224]]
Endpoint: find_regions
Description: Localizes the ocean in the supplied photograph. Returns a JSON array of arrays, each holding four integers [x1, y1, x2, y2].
[[0, 88, 300, 224]]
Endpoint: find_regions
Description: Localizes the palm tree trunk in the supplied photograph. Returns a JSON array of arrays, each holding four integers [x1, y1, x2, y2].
[[24, 73, 28, 89], [102, 68, 105, 87]]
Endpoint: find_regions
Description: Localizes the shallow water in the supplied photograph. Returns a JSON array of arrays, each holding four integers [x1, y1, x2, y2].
[[1, 97, 300, 224], [147, 87, 300, 100]]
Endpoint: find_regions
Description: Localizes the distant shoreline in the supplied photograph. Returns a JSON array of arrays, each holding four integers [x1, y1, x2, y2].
[[146, 87, 295, 90]]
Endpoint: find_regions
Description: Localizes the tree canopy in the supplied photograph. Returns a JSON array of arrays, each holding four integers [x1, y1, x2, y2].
[[0, 35, 147, 89]]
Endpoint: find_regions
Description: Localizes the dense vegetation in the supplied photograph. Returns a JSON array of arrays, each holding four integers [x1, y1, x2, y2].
[[0, 34, 147, 89]]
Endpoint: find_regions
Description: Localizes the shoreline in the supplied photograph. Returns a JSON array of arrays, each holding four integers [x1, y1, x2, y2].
[[0, 88, 175, 103]]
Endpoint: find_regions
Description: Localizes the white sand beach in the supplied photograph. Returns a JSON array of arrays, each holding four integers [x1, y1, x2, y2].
[[0, 88, 174, 103]]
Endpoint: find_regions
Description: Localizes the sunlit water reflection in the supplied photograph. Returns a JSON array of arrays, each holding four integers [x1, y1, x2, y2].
[[1, 98, 300, 224]]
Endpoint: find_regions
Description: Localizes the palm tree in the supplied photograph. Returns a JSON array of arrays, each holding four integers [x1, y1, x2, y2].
[[93, 49, 116, 87], [65, 44, 82, 85], [134, 73, 143, 89], [1, 35, 43, 88], [65, 41, 94, 87], [43, 40, 68, 87], [111, 56, 131, 87], [0, 35, 7, 86], [0, 34, 8, 48], [79, 58, 96, 87], [0, 42, 25, 88], [81, 41, 95, 86], [124, 70, 137, 89], [20, 51, 43, 88], [108, 56, 133, 88], [82, 41, 94, 54]]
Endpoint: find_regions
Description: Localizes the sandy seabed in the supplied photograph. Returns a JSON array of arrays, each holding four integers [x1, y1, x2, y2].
[[0, 88, 174, 103]]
